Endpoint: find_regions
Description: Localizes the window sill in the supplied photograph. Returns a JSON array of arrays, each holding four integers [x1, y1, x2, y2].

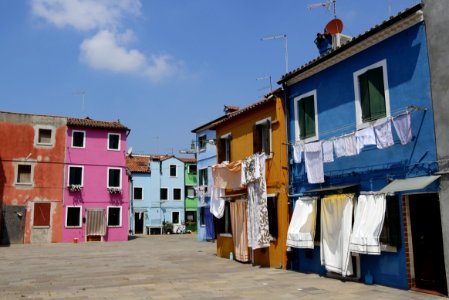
[[35, 143, 54, 147], [15, 182, 33, 186], [107, 225, 122, 228], [299, 136, 319, 144], [65, 226, 82, 229], [356, 116, 389, 130], [219, 233, 232, 238], [71, 146, 85, 149], [33, 226, 50, 229], [107, 148, 121, 151]]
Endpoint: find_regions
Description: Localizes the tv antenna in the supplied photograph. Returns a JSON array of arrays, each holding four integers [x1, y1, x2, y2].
[[308, 0, 337, 19], [261, 34, 288, 73], [256, 76, 272, 92]]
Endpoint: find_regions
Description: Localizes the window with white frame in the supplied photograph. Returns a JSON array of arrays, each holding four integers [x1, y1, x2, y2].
[[160, 188, 168, 200], [188, 164, 197, 174], [133, 187, 143, 200], [72, 130, 85, 148], [108, 133, 121, 150], [198, 134, 207, 151], [172, 211, 180, 224], [66, 206, 82, 227], [169, 165, 177, 177], [254, 118, 272, 156], [218, 133, 231, 163], [173, 188, 182, 200], [295, 90, 318, 142], [186, 186, 195, 198], [16, 164, 33, 185], [107, 206, 122, 227], [108, 168, 122, 188], [68, 166, 83, 186], [35, 125, 54, 146], [354, 59, 390, 127], [198, 168, 208, 186]]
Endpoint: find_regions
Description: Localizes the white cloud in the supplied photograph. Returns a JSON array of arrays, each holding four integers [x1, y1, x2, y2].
[[31, 0, 141, 31], [80, 30, 178, 82]]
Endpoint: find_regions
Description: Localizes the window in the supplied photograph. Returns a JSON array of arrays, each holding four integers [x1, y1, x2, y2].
[[198, 134, 207, 151], [267, 195, 278, 239], [72, 130, 85, 148], [198, 168, 208, 186], [173, 188, 182, 200], [172, 211, 180, 224], [218, 133, 231, 163], [380, 195, 401, 249], [160, 188, 168, 200], [133, 187, 143, 200], [68, 166, 83, 186], [169, 165, 177, 177], [188, 164, 197, 174], [108, 168, 122, 188], [108, 133, 120, 150], [295, 90, 318, 141], [186, 211, 196, 222], [354, 60, 390, 127], [38, 129, 52, 144], [254, 118, 271, 156], [33, 203, 51, 227], [218, 202, 231, 235], [199, 207, 205, 226], [16, 164, 32, 184], [66, 206, 82, 227], [107, 206, 122, 227], [186, 186, 195, 198]]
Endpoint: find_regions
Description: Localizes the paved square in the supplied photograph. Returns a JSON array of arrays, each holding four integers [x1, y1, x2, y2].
[[0, 235, 443, 299]]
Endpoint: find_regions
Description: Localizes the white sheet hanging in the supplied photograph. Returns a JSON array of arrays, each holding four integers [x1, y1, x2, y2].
[[350, 194, 386, 255], [320, 194, 354, 277], [286, 197, 318, 249], [292, 144, 303, 164], [304, 141, 324, 184], [333, 134, 357, 158], [322, 140, 334, 163], [392, 112, 412, 145], [355, 126, 376, 154], [210, 186, 225, 219], [374, 120, 394, 149]]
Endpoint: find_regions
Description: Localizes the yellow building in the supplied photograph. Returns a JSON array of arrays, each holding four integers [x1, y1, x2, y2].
[[211, 89, 289, 269]]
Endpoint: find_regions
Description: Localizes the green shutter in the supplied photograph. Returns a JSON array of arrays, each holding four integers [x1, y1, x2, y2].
[[359, 72, 371, 121], [367, 67, 386, 120], [298, 95, 316, 139]]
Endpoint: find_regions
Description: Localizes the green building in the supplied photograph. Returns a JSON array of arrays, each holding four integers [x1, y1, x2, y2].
[[181, 158, 197, 232]]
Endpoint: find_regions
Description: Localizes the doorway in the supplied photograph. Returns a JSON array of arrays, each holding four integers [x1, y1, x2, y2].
[[134, 212, 144, 234], [1, 205, 26, 244], [408, 194, 447, 295]]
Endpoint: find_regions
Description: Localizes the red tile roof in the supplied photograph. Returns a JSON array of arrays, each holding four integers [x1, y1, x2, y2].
[[179, 157, 197, 163], [67, 117, 129, 130], [126, 156, 150, 173]]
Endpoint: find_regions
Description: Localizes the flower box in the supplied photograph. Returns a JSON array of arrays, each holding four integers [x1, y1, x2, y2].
[[68, 184, 83, 192], [107, 187, 122, 194]]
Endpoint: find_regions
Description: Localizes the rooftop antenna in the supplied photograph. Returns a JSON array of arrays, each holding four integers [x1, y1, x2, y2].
[[261, 34, 288, 73], [73, 90, 86, 112], [308, 0, 337, 19], [256, 76, 272, 92]]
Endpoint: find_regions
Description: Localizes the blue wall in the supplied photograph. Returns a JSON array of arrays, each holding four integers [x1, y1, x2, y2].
[[285, 23, 436, 289]]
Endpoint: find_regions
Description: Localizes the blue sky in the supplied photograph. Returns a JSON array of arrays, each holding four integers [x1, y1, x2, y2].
[[0, 0, 419, 155]]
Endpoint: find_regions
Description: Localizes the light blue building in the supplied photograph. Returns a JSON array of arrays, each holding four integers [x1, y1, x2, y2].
[[279, 3, 447, 295]]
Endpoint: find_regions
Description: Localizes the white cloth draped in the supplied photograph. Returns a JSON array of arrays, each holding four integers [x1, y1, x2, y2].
[[322, 140, 334, 163], [304, 141, 324, 184], [210, 186, 225, 219], [374, 120, 394, 149], [292, 144, 303, 163], [320, 194, 354, 277], [286, 197, 318, 249], [392, 112, 412, 145], [333, 134, 358, 158], [355, 126, 376, 154], [350, 194, 386, 255]]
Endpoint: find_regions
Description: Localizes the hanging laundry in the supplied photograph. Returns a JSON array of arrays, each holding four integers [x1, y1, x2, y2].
[[355, 126, 376, 154], [374, 120, 394, 149], [304, 141, 324, 184], [212, 160, 243, 190], [195, 186, 207, 206], [350, 194, 386, 255], [286, 197, 318, 249], [241, 153, 261, 186], [292, 143, 302, 163], [230, 199, 249, 262], [210, 186, 225, 218], [322, 140, 334, 163], [246, 153, 271, 249], [392, 112, 412, 145], [333, 134, 358, 158], [320, 194, 354, 277]]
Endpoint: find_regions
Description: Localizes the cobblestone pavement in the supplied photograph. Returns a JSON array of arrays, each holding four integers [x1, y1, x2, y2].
[[0, 234, 444, 299]]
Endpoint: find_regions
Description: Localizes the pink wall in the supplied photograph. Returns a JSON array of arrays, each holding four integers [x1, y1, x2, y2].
[[63, 127, 129, 243]]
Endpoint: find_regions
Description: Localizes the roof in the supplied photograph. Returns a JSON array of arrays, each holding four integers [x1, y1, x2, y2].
[[126, 155, 150, 173], [191, 114, 228, 133], [179, 157, 197, 164], [67, 117, 129, 131], [210, 88, 283, 129], [278, 3, 423, 84]]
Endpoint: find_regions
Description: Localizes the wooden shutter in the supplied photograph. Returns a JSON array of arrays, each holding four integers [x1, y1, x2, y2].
[[262, 120, 271, 155], [253, 124, 261, 154], [303, 96, 316, 139], [86, 209, 106, 236], [367, 67, 386, 120], [33, 203, 51, 226]]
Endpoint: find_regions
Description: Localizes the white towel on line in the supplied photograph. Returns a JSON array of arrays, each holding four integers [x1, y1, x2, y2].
[[374, 120, 394, 149], [392, 112, 412, 145], [355, 126, 376, 154], [286, 197, 318, 249], [292, 144, 302, 163], [210, 187, 225, 219], [322, 140, 334, 163], [333, 134, 358, 158], [304, 141, 324, 184]]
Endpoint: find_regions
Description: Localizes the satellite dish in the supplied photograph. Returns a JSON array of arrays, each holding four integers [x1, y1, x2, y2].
[[127, 147, 133, 156], [325, 18, 343, 35]]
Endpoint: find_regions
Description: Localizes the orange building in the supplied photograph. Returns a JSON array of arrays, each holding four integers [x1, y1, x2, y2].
[[0, 112, 66, 244], [211, 89, 289, 269]]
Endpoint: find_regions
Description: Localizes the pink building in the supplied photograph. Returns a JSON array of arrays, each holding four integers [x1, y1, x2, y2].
[[63, 117, 130, 242]]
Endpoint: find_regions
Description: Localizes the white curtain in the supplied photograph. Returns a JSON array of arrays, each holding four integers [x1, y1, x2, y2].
[[349, 194, 386, 255], [286, 197, 318, 249]]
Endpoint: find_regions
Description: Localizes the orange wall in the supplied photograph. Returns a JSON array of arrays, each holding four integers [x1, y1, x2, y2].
[[0, 116, 66, 243], [215, 96, 289, 269]]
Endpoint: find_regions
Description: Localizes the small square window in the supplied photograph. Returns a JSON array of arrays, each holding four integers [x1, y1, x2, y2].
[[72, 131, 85, 148], [34, 203, 51, 227], [199, 168, 208, 186], [108, 168, 121, 188], [188, 164, 197, 174], [218, 135, 231, 163], [68, 166, 83, 186], [107, 206, 122, 227], [170, 165, 177, 177], [186, 211, 196, 222], [186, 186, 195, 198], [198, 135, 207, 150], [173, 188, 182, 200], [108, 133, 120, 150], [160, 188, 168, 200], [17, 164, 32, 184], [38, 129, 52, 144], [66, 206, 82, 227], [172, 211, 180, 224], [254, 119, 271, 156], [134, 187, 143, 200]]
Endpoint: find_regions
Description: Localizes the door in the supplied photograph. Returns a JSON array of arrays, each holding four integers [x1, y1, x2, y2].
[[1, 205, 26, 244], [134, 212, 144, 234], [409, 194, 447, 295]]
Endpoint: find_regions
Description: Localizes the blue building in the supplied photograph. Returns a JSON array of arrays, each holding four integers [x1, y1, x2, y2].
[[127, 154, 186, 234], [279, 3, 447, 295]]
